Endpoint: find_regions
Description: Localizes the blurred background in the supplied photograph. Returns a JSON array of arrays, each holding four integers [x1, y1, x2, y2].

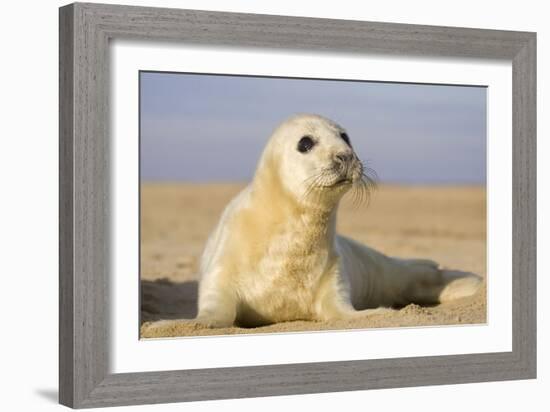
[[140, 72, 486, 185]]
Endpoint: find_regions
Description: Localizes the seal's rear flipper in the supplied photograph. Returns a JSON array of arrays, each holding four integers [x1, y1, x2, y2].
[[438, 270, 483, 303], [391, 259, 482, 306]]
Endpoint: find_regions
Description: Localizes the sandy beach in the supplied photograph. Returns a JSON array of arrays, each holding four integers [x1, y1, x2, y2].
[[140, 183, 486, 337]]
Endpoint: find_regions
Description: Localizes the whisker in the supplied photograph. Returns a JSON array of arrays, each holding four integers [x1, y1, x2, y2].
[[300, 169, 328, 202], [344, 160, 378, 208], [300, 159, 378, 209]]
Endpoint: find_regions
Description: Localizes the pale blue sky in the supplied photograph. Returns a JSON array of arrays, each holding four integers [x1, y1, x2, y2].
[[140, 72, 486, 184]]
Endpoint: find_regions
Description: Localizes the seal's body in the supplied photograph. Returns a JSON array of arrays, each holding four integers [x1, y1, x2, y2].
[[192, 114, 481, 328]]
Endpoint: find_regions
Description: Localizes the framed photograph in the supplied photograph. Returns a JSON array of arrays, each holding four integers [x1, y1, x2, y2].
[[59, 2, 536, 408], [138, 70, 488, 340]]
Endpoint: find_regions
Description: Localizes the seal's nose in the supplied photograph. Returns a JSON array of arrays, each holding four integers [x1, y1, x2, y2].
[[335, 153, 354, 165]]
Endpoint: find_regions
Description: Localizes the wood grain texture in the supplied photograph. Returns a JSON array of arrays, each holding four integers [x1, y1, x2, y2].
[[512, 35, 537, 375], [58, 2, 537, 408], [59, 4, 74, 406]]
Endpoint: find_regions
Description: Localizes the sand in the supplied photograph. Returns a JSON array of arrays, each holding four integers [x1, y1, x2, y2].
[[140, 183, 486, 338]]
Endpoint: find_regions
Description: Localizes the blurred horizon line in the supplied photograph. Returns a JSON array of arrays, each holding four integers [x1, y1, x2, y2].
[[140, 179, 486, 187]]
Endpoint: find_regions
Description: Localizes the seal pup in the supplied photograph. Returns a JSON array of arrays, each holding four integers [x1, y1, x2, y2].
[[147, 114, 481, 331]]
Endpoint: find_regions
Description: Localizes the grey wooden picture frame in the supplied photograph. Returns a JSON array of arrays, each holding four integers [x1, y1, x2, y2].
[[59, 2, 536, 409]]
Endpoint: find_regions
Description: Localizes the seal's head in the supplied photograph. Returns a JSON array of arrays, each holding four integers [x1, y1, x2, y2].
[[255, 114, 375, 207]]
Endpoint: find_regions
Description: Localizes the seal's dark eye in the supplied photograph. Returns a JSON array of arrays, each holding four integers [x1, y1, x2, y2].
[[340, 132, 351, 147], [297, 136, 315, 153]]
